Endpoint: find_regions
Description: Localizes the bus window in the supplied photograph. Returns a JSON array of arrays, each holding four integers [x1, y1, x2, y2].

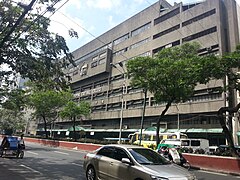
[[181, 140, 190, 146], [191, 140, 200, 146]]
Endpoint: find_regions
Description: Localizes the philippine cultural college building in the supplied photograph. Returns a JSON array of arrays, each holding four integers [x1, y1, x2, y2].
[[36, 0, 240, 145]]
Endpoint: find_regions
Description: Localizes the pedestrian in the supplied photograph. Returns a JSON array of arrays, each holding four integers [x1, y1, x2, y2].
[[18, 134, 25, 149]]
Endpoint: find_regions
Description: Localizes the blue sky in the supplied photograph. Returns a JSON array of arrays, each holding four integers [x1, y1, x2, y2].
[[47, 0, 240, 52]]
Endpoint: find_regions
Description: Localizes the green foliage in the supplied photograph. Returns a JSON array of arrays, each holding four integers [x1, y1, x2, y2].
[[60, 101, 91, 120], [1, 88, 27, 111], [127, 42, 230, 145], [29, 90, 72, 120], [0, 88, 27, 134], [0, 106, 26, 134], [127, 42, 219, 104], [0, 0, 73, 89]]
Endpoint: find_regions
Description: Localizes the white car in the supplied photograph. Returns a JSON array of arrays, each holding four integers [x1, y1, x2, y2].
[[83, 144, 196, 180]]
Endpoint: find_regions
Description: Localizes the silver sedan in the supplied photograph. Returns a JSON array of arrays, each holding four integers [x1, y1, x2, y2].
[[83, 144, 196, 180]]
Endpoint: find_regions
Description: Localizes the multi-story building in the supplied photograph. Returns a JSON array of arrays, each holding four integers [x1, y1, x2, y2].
[[37, 0, 240, 145]]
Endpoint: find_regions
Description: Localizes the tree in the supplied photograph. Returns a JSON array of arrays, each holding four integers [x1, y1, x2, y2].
[[0, 108, 26, 135], [0, 88, 27, 134], [0, 0, 74, 90], [214, 45, 240, 157], [60, 101, 90, 141], [127, 42, 221, 146], [28, 90, 72, 138]]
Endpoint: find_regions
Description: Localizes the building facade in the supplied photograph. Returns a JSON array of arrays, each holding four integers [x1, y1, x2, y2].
[[38, 0, 240, 145]]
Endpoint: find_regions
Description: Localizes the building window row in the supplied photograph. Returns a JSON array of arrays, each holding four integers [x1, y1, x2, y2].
[[154, 7, 180, 25], [131, 22, 151, 37], [130, 37, 150, 49], [90, 91, 222, 113], [153, 40, 180, 54], [91, 58, 106, 69], [182, 2, 201, 11], [182, 26, 217, 42], [182, 9, 216, 27], [153, 24, 180, 40], [198, 44, 219, 56], [69, 44, 111, 68], [113, 33, 129, 45], [113, 47, 128, 56]]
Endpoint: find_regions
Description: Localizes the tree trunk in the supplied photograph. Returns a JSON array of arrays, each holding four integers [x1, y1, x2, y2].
[[217, 103, 240, 157], [42, 115, 48, 139], [156, 101, 172, 146], [73, 116, 77, 142]]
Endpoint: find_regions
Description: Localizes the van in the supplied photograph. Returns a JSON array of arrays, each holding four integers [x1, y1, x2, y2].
[[160, 138, 209, 153]]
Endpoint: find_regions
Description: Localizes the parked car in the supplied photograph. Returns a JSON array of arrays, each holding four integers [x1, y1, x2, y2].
[[83, 144, 196, 180]]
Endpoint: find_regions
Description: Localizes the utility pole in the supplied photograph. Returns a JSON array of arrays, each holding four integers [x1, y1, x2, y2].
[[139, 89, 147, 146]]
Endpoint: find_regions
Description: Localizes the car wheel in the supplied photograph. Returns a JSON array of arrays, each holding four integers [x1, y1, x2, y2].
[[86, 166, 96, 180]]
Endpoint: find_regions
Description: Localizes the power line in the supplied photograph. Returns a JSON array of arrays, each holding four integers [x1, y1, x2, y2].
[[0, 0, 38, 48], [7, 0, 67, 47], [57, 11, 131, 62]]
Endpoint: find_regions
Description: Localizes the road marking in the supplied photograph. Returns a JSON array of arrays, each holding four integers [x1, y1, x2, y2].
[[198, 170, 228, 176], [20, 164, 42, 174], [27, 151, 39, 155], [54, 151, 69, 155], [72, 162, 83, 167]]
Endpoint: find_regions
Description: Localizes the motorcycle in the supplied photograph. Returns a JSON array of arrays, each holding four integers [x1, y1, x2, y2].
[[158, 147, 191, 170]]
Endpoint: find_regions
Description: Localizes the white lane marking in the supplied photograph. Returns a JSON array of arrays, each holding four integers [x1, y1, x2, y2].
[[72, 163, 83, 167], [20, 164, 42, 174], [27, 151, 39, 155], [198, 170, 228, 176], [54, 151, 69, 155]]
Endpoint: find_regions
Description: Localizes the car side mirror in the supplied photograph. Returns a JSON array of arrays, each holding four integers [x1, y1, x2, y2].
[[121, 158, 133, 165]]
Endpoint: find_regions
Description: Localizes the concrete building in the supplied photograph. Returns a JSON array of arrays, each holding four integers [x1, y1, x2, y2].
[[38, 0, 240, 145]]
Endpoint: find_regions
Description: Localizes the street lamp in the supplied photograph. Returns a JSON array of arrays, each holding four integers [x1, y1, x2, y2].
[[111, 62, 126, 144]]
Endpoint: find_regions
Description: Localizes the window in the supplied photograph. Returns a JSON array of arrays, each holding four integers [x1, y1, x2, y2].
[[154, 8, 180, 25], [97, 147, 115, 158], [114, 148, 129, 161], [99, 52, 106, 58], [182, 9, 216, 27], [130, 38, 150, 49], [182, 26, 217, 42], [91, 61, 98, 68], [98, 58, 106, 65], [153, 24, 180, 39], [191, 140, 200, 146], [113, 34, 129, 45], [113, 47, 128, 56], [92, 56, 98, 61], [152, 40, 180, 54], [131, 22, 151, 37]]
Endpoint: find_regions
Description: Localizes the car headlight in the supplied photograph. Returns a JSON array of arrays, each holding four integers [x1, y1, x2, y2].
[[151, 175, 169, 180]]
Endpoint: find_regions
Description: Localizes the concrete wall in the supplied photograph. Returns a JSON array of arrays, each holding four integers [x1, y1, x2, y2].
[[183, 153, 240, 175]]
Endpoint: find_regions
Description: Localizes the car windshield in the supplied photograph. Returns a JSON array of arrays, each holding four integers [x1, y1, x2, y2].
[[129, 148, 171, 165]]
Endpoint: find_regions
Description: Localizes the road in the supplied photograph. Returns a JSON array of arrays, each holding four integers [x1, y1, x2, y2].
[[0, 141, 239, 180]]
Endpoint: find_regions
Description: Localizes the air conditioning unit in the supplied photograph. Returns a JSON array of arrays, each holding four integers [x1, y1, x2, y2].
[[123, 125, 128, 129]]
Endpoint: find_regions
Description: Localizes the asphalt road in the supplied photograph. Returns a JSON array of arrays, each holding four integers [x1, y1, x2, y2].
[[0, 141, 239, 180]]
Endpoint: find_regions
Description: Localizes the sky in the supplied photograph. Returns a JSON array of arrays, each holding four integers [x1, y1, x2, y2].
[[43, 0, 240, 52]]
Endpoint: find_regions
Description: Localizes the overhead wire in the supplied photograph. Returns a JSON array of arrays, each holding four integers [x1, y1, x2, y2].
[[7, 0, 67, 46], [56, 11, 131, 65]]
